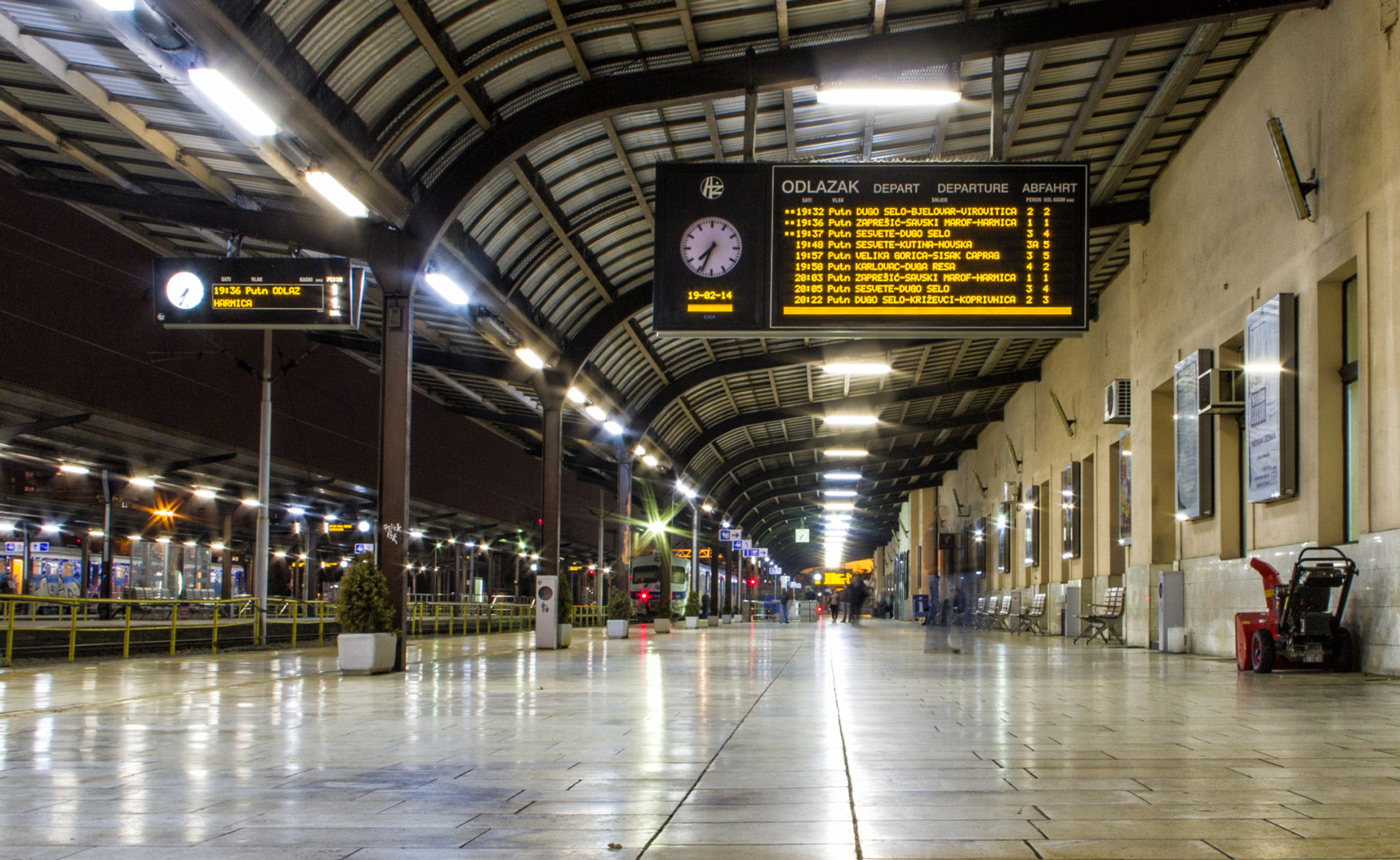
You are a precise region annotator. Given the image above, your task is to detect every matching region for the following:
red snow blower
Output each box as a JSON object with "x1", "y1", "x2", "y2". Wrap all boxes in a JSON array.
[{"x1": 1236, "y1": 547, "x2": 1358, "y2": 673}]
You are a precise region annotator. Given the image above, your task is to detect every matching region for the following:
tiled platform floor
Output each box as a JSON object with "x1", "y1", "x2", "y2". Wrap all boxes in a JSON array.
[{"x1": 3, "y1": 620, "x2": 1400, "y2": 859}]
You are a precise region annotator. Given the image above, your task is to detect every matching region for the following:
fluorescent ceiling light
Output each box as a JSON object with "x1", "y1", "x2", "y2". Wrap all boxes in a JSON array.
[
  {"x1": 824, "y1": 448, "x2": 868, "y2": 458},
  {"x1": 824, "y1": 414, "x2": 879, "y2": 427},
  {"x1": 822, "y1": 362, "x2": 892, "y2": 376},
  {"x1": 515, "y1": 347, "x2": 546, "y2": 369},
  {"x1": 643, "y1": 454, "x2": 659, "y2": 468},
  {"x1": 824, "y1": 502, "x2": 856, "y2": 511},
  {"x1": 566, "y1": 387, "x2": 587, "y2": 404},
  {"x1": 424, "y1": 271, "x2": 470, "y2": 304},
  {"x1": 94, "y1": 0, "x2": 136, "y2": 10},
  {"x1": 188, "y1": 68, "x2": 278, "y2": 136},
  {"x1": 824, "y1": 471, "x2": 862, "y2": 481},
  {"x1": 193, "y1": 488, "x2": 217, "y2": 500},
  {"x1": 324, "y1": 513, "x2": 338, "y2": 522},
  {"x1": 583, "y1": 404, "x2": 606, "y2": 422},
  {"x1": 633, "y1": 444, "x2": 647, "y2": 457},
  {"x1": 603, "y1": 420, "x2": 624, "y2": 435},
  {"x1": 286, "y1": 506, "x2": 306, "y2": 517},
  {"x1": 184, "y1": 540, "x2": 198, "y2": 548},
  {"x1": 59, "y1": 463, "x2": 89, "y2": 475},
  {"x1": 701, "y1": 503, "x2": 714, "y2": 513},
  {"x1": 41, "y1": 523, "x2": 60, "y2": 534},
  {"x1": 823, "y1": 489, "x2": 858, "y2": 498},
  {"x1": 305, "y1": 171, "x2": 370, "y2": 217},
  {"x1": 242, "y1": 497, "x2": 259, "y2": 507},
  {"x1": 129, "y1": 476, "x2": 156, "y2": 489}
]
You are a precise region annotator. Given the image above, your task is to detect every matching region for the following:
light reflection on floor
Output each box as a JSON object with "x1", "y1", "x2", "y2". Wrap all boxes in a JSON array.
[{"x1": 2, "y1": 621, "x2": 1400, "y2": 858}]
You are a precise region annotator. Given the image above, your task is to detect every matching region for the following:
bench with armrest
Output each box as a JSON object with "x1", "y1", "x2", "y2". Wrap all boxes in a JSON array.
[
  {"x1": 972, "y1": 597, "x2": 991, "y2": 629},
  {"x1": 1074, "y1": 586, "x2": 1125, "y2": 645},
  {"x1": 992, "y1": 594, "x2": 1015, "y2": 631},
  {"x1": 1014, "y1": 593, "x2": 1047, "y2": 635}
]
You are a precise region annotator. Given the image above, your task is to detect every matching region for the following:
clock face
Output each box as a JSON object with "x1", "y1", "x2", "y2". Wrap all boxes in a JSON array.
[
  {"x1": 680, "y1": 217, "x2": 742, "y2": 278},
  {"x1": 165, "y1": 271, "x2": 205, "y2": 310}
]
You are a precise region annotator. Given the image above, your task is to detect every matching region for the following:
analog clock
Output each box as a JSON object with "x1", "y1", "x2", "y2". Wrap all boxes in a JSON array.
[
  {"x1": 680, "y1": 217, "x2": 742, "y2": 278},
  {"x1": 165, "y1": 271, "x2": 205, "y2": 310}
]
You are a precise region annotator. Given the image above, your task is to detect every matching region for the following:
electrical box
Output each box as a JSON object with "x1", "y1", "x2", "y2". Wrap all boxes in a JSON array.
[{"x1": 535, "y1": 574, "x2": 559, "y2": 649}]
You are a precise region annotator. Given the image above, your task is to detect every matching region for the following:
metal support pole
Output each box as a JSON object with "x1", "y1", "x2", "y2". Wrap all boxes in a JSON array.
[
  {"x1": 220, "y1": 512, "x2": 233, "y2": 600},
  {"x1": 370, "y1": 233, "x2": 416, "y2": 673},
  {"x1": 690, "y1": 503, "x2": 700, "y2": 608},
  {"x1": 100, "y1": 471, "x2": 113, "y2": 617},
  {"x1": 253, "y1": 330, "x2": 272, "y2": 644},
  {"x1": 597, "y1": 488, "x2": 606, "y2": 607},
  {"x1": 991, "y1": 50, "x2": 1006, "y2": 161},
  {"x1": 22, "y1": 522, "x2": 30, "y2": 595},
  {"x1": 614, "y1": 441, "x2": 632, "y2": 601},
  {"x1": 305, "y1": 518, "x2": 319, "y2": 601}
]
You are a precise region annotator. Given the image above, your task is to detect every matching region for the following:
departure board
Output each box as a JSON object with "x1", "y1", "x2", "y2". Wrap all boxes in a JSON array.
[
  {"x1": 154, "y1": 257, "x2": 364, "y2": 330},
  {"x1": 653, "y1": 162, "x2": 1089, "y2": 338},
  {"x1": 770, "y1": 164, "x2": 1087, "y2": 333}
]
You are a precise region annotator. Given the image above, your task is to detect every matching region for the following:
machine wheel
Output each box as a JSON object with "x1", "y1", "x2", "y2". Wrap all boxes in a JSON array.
[
  {"x1": 1251, "y1": 628, "x2": 1276, "y2": 674},
  {"x1": 1331, "y1": 628, "x2": 1356, "y2": 672}
]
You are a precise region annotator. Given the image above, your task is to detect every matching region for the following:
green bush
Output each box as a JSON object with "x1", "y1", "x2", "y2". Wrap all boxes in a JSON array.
[
  {"x1": 722, "y1": 595, "x2": 733, "y2": 616},
  {"x1": 557, "y1": 572, "x2": 572, "y2": 625},
  {"x1": 685, "y1": 590, "x2": 701, "y2": 617},
  {"x1": 606, "y1": 589, "x2": 633, "y2": 621},
  {"x1": 336, "y1": 554, "x2": 396, "y2": 634}
]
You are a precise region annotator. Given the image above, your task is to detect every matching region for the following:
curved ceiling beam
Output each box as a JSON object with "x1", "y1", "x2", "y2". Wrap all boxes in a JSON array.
[
  {"x1": 746, "y1": 479, "x2": 942, "y2": 547},
  {"x1": 624, "y1": 339, "x2": 925, "y2": 437},
  {"x1": 712, "y1": 441, "x2": 974, "y2": 512},
  {"x1": 561, "y1": 285, "x2": 654, "y2": 377},
  {"x1": 731, "y1": 460, "x2": 954, "y2": 529},
  {"x1": 404, "y1": 0, "x2": 1324, "y2": 255},
  {"x1": 676, "y1": 406, "x2": 1003, "y2": 480},
  {"x1": 705, "y1": 437, "x2": 977, "y2": 502}
]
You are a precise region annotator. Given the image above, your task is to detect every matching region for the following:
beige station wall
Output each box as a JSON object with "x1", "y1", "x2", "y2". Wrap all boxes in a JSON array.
[{"x1": 929, "y1": 0, "x2": 1400, "y2": 670}]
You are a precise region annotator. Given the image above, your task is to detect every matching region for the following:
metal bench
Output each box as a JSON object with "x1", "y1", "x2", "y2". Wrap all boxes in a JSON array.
[
  {"x1": 1074, "y1": 586, "x2": 1125, "y2": 645},
  {"x1": 991, "y1": 594, "x2": 1015, "y2": 631},
  {"x1": 1014, "y1": 593, "x2": 1047, "y2": 635}
]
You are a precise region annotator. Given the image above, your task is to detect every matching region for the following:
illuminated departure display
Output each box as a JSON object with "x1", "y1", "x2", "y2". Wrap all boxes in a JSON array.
[
  {"x1": 154, "y1": 257, "x2": 363, "y2": 330},
  {"x1": 653, "y1": 163, "x2": 1088, "y2": 337}
]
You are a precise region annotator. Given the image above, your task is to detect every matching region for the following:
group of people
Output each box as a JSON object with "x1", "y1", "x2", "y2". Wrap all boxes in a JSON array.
[{"x1": 822, "y1": 576, "x2": 870, "y2": 624}]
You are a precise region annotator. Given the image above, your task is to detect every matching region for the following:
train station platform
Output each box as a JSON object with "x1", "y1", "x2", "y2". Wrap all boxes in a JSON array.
[{"x1": 3, "y1": 622, "x2": 1399, "y2": 860}]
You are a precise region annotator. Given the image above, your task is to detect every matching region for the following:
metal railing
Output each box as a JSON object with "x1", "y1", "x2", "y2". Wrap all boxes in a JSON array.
[{"x1": 1, "y1": 596, "x2": 611, "y2": 665}]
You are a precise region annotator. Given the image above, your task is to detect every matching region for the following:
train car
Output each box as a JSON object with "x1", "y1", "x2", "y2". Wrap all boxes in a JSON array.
[{"x1": 630, "y1": 549, "x2": 711, "y2": 620}]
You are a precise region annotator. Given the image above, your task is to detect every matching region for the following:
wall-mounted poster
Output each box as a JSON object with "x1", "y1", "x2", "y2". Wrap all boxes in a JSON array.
[
  {"x1": 1244, "y1": 293, "x2": 1298, "y2": 502},
  {"x1": 1116, "y1": 431, "x2": 1132, "y2": 546},
  {"x1": 1061, "y1": 461, "x2": 1082, "y2": 559},
  {"x1": 1023, "y1": 485, "x2": 1040, "y2": 567},
  {"x1": 996, "y1": 501, "x2": 1013, "y2": 574},
  {"x1": 1174, "y1": 349, "x2": 1214, "y2": 520}
]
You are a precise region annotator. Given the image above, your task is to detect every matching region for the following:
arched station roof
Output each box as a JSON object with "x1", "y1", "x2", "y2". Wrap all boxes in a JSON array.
[{"x1": 0, "y1": 0, "x2": 1324, "y2": 572}]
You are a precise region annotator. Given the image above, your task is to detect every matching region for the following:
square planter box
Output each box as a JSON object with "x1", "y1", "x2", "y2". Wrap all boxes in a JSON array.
[
  {"x1": 721, "y1": 614, "x2": 732, "y2": 624},
  {"x1": 654, "y1": 618, "x2": 672, "y2": 633},
  {"x1": 607, "y1": 619, "x2": 629, "y2": 638},
  {"x1": 338, "y1": 632, "x2": 397, "y2": 675},
  {"x1": 558, "y1": 623, "x2": 572, "y2": 648},
  {"x1": 685, "y1": 616, "x2": 700, "y2": 629},
  {"x1": 708, "y1": 616, "x2": 720, "y2": 627}
]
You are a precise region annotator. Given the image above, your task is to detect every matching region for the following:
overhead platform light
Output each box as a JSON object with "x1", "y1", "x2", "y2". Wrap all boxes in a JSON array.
[
  {"x1": 93, "y1": 0, "x2": 136, "y2": 11},
  {"x1": 824, "y1": 471, "x2": 862, "y2": 481},
  {"x1": 305, "y1": 171, "x2": 370, "y2": 217},
  {"x1": 603, "y1": 420, "x2": 624, "y2": 435},
  {"x1": 824, "y1": 448, "x2": 869, "y2": 458},
  {"x1": 643, "y1": 454, "x2": 660, "y2": 468},
  {"x1": 424, "y1": 271, "x2": 470, "y2": 305},
  {"x1": 516, "y1": 347, "x2": 547, "y2": 369},
  {"x1": 816, "y1": 62, "x2": 961, "y2": 108},
  {"x1": 585, "y1": 404, "x2": 607, "y2": 422},
  {"x1": 822, "y1": 362, "x2": 892, "y2": 376},
  {"x1": 566, "y1": 387, "x2": 587, "y2": 404},
  {"x1": 823, "y1": 489, "x2": 858, "y2": 498},
  {"x1": 129, "y1": 476, "x2": 156, "y2": 489},
  {"x1": 824, "y1": 414, "x2": 879, "y2": 427},
  {"x1": 188, "y1": 68, "x2": 279, "y2": 137}
]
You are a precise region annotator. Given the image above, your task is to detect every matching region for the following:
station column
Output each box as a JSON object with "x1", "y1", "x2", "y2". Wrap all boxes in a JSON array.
[
  {"x1": 614, "y1": 440, "x2": 632, "y2": 601},
  {"x1": 536, "y1": 371, "x2": 566, "y2": 648},
  {"x1": 369, "y1": 232, "x2": 417, "y2": 672}
]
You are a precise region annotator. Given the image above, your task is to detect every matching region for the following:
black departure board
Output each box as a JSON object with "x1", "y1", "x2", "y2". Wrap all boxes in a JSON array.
[
  {"x1": 653, "y1": 162, "x2": 1089, "y2": 338},
  {"x1": 154, "y1": 257, "x2": 363, "y2": 330}
]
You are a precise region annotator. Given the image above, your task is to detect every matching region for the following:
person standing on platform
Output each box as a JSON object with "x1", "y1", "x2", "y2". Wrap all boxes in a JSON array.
[{"x1": 848, "y1": 577, "x2": 868, "y2": 626}]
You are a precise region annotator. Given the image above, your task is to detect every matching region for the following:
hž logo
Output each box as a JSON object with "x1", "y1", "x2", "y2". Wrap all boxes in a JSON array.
[{"x1": 699, "y1": 175, "x2": 725, "y2": 200}]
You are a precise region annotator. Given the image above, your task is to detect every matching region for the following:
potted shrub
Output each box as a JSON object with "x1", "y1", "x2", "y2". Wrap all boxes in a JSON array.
[
  {"x1": 336, "y1": 554, "x2": 397, "y2": 675},
  {"x1": 707, "y1": 592, "x2": 720, "y2": 627},
  {"x1": 721, "y1": 595, "x2": 733, "y2": 624},
  {"x1": 606, "y1": 590, "x2": 631, "y2": 639},
  {"x1": 556, "y1": 571, "x2": 573, "y2": 648},
  {"x1": 684, "y1": 591, "x2": 701, "y2": 629}
]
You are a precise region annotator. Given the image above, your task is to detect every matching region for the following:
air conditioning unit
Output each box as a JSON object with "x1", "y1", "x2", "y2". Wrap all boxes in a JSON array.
[
  {"x1": 1198, "y1": 368, "x2": 1244, "y2": 415},
  {"x1": 1104, "y1": 378, "x2": 1131, "y2": 424}
]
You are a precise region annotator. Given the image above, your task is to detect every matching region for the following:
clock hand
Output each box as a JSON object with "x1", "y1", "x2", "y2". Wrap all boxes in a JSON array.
[{"x1": 697, "y1": 242, "x2": 718, "y2": 268}]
